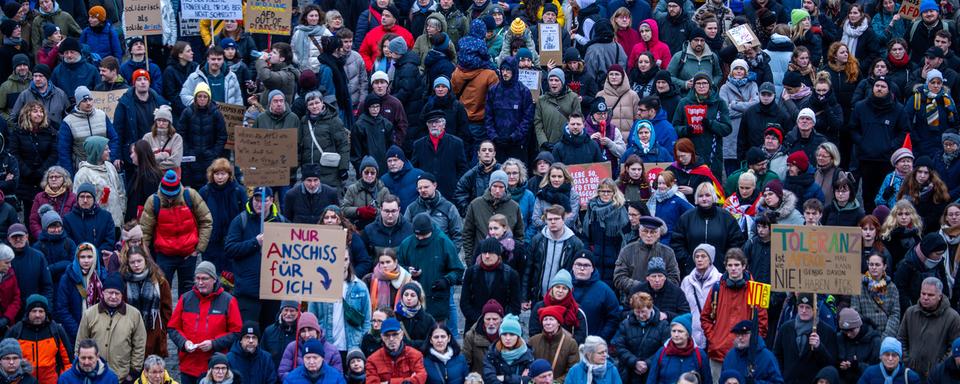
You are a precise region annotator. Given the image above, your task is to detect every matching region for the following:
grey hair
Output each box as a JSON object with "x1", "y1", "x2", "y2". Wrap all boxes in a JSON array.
[
  {"x1": 578, "y1": 335, "x2": 607, "y2": 362},
  {"x1": 305, "y1": 91, "x2": 323, "y2": 102},
  {"x1": 738, "y1": 172, "x2": 757, "y2": 186},
  {"x1": 502, "y1": 158, "x2": 528, "y2": 185},
  {"x1": 922, "y1": 277, "x2": 944, "y2": 292},
  {"x1": 41, "y1": 166, "x2": 73, "y2": 190},
  {"x1": 144, "y1": 355, "x2": 165, "y2": 370}
]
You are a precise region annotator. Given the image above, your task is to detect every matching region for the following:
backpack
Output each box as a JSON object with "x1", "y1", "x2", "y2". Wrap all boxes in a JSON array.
[{"x1": 152, "y1": 189, "x2": 199, "y2": 257}]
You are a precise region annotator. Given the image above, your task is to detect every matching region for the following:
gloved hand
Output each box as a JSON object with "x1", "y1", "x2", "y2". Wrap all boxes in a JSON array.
[
  {"x1": 881, "y1": 186, "x2": 895, "y2": 200},
  {"x1": 339, "y1": 169, "x2": 349, "y2": 181},
  {"x1": 431, "y1": 278, "x2": 449, "y2": 291},
  {"x1": 357, "y1": 205, "x2": 377, "y2": 220},
  {"x1": 540, "y1": 142, "x2": 555, "y2": 152}
]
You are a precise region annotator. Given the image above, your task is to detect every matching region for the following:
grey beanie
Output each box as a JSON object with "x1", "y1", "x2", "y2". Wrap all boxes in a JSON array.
[
  {"x1": 388, "y1": 36, "x2": 408, "y2": 55},
  {"x1": 944, "y1": 131, "x2": 960, "y2": 145},
  {"x1": 39, "y1": 204, "x2": 62, "y2": 229},
  {"x1": 267, "y1": 89, "x2": 284, "y2": 103},
  {"x1": 489, "y1": 170, "x2": 508, "y2": 188},
  {"x1": 0, "y1": 244, "x2": 11, "y2": 263},
  {"x1": 76, "y1": 182, "x2": 97, "y2": 198},
  {"x1": 0, "y1": 338, "x2": 21, "y2": 358},
  {"x1": 548, "y1": 68, "x2": 565, "y2": 84},
  {"x1": 195, "y1": 261, "x2": 217, "y2": 279},
  {"x1": 693, "y1": 243, "x2": 717, "y2": 263}
]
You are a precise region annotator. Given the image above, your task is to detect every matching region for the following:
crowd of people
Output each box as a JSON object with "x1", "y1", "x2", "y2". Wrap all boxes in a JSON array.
[{"x1": 0, "y1": 0, "x2": 955, "y2": 383}]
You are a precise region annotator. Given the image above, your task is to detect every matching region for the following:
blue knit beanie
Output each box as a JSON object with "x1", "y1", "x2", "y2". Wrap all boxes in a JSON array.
[
  {"x1": 499, "y1": 314, "x2": 522, "y2": 336},
  {"x1": 880, "y1": 337, "x2": 902, "y2": 358},
  {"x1": 160, "y1": 169, "x2": 181, "y2": 197},
  {"x1": 920, "y1": 0, "x2": 938, "y2": 13},
  {"x1": 671, "y1": 313, "x2": 693, "y2": 336},
  {"x1": 548, "y1": 269, "x2": 573, "y2": 290}
]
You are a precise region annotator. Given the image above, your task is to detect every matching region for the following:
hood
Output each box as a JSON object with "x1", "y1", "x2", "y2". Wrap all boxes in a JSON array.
[
  {"x1": 424, "y1": 12, "x2": 447, "y2": 34},
  {"x1": 814, "y1": 366, "x2": 840, "y2": 384},
  {"x1": 603, "y1": 74, "x2": 633, "y2": 96},
  {"x1": 38, "y1": 2, "x2": 61, "y2": 15},
  {"x1": 640, "y1": 19, "x2": 662, "y2": 46},
  {"x1": 767, "y1": 34, "x2": 794, "y2": 51},
  {"x1": 469, "y1": 18, "x2": 486, "y2": 39},
  {"x1": 83, "y1": 136, "x2": 108, "y2": 164},
  {"x1": 652, "y1": 107, "x2": 668, "y2": 123},
  {"x1": 498, "y1": 56, "x2": 519, "y2": 86},
  {"x1": 764, "y1": 189, "x2": 798, "y2": 219},
  {"x1": 540, "y1": 223, "x2": 574, "y2": 241},
  {"x1": 627, "y1": 120, "x2": 657, "y2": 152},
  {"x1": 412, "y1": 0, "x2": 437, "y2": 13},
  {"x1": 68, "y1": 242, "x2": 103, "y2": 282}
]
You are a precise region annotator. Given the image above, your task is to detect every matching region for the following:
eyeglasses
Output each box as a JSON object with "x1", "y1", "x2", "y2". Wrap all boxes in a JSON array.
[
  {"x1": 597, "y1": 190, "x2": 613, "y2": 195},
  {"x1": 573, "y1": 263, "x2": 593, "y2": 269},
  {"x1": 362, "y1": 170, "x2": 377, "y2": 175},
  {"x1": 383, "y1": 332, "x2": 402, "y2": 339}
]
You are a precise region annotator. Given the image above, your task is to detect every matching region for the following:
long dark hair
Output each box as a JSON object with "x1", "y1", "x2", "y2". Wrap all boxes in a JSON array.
[
  {"x1": 132, "y1": 140, "x2": 162, "y2": 192},
  {"x1": 420, "y1": 323, "x2": 461, "y2": 356}
]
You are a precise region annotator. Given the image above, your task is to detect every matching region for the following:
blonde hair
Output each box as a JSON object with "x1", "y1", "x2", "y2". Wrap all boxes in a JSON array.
[
  {"x1": 659, "y1": 170, "x2": 677, "y2": 186},
  {"x1": 695, "y1": 182, "x2": 717, "y2": 204},
  {"x1": 539, "y1": 163, "x2": 573, "y2": 188},
  {"x1": 630, "y1": 291, "x2": 654, "y2": 310},
  {"x1": 488, "y1": 214, "x2": 511, "y2": 236},
  {"x1": 597, "y1": 178, "x2": 625, "y2": 206},
  {"x1": 880, "y1": 200, "x2": 923, "y2": 239}
]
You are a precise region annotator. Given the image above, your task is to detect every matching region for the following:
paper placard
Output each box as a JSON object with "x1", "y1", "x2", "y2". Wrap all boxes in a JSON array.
[
  {"x1": 124, "y1": 0, "x2": 163, "y2": 36},
  {"x1": 179, "y1": 18, "x2": 201, "y2": 37},
  {"x1": 181, "y1": 0, "x2": 243, "y2": 20},
  {"x1": 218, "y1": 103, "x2": 246, "y2": 149},
  {"x1": 245, "y1": 0, "x2": 293, "y2": 35},
  {"x1": 90, "y1": 89, "x2": 129, "y2": 121},
  {"x1": 725, "y1": 24, "x2": 760, "y2": 52},
  {"x1": 538, "y1": 23, "x2": 562, "y2": 65},
  {"x1": 771, "y1": 225, "x2": 862, "y2": 295},
  {"x1": 899, "y1": 0, "x2": 920, "y2": 20},
  {"x1": 566, "y1": 162, "x2": 613, "y2": 209},
  {"x1": 234, "y1": 127, "x2": 298, "y2": 168},
  {"x1": 242, "y1": 166, "x2": 289, "y2": 186},
  {"x1": 260, "y1": 223, "x2": 346, "y2": 302},
  {"x1": 643, "y1": 162, "x2": 673, "y2": 185},
  {"x1": 518, "y1": 69, "x2": 541, "y2": 100}
]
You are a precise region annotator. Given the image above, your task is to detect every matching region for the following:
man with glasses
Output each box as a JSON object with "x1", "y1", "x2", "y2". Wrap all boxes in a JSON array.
[
  {"x1": 411, "y1": 110, "x2": 468, "y2": 200},
  {"x1": 614, "y1": 216, "x2": 679, "y2": 297},
  {"x1": 361, "y1": 195, "x2": 413, "y2": 258},
  {"x1": 569, "y1": 250, "x2": 621, "y2": 341},
  {"x1": 404, "y1": 173, "x2": 463, "y2": 248},
  {"x1": 57, "y1": 85, "x2": 121, "y2": 174},
  {"x1": 169, "y1": 261, "x2": 242, "y2": 384},
  {"x1": 637, "y1": 96, "x2": 677, "y2": 154},
  {"x1": 365, "y1": 318, "x2": 426, "y2": 384},
  {"x1": 75, "y1": 273, "x2": 146, "y2": 382},
  {"x1": 6, "y1": 223, "x2": 53, "y2": 319}
]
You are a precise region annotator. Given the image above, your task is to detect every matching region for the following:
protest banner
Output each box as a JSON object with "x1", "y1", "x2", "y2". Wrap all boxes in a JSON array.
[
  {"x1": 181, "y1": 0, "x2": 243, "y2": 20},
  {"x1": 243, "y1": 166, "x2": 289, "y2": 186},
  {"x1": 518, "y1": 69, "x2": 541, "y2": 100},
  {"x1": 260, "y1": 223, "x2": 347, "y2": 302},
  {"x1": 899, "y1": 0, "x2": 920, "y2": 20},
  {"x1": 218, "y1": 103, "x2": 246, "y2": 150},
  {"x1": 771, "y1": 225, "x2": 862, "y2": 295},
  {"x1": 234, "y1": 127, "x2": 298, "y2": 168},
  {"x1": 245, "y1": 0, "x2": 293, "y2": 35},
  {"x1": 180, "y1": 18, "x2": 201, "y2": 37},
  {"x1": 725, "y1": 24, "x2": 760, "y2": 52},
  {"x1": 566, "y1": 162, "x2": 612, "y2": 209},
  {"x1": 538, "y1": 23, "x2": 562, "y2": 64},
  {"x1": 643, "y1": 162, "x2": 672, "y2": 185},
  {"x1": 124, "y1": 0, "x2": 163, "y2": 36},
  {"x1": 747, "y1": 281, "x2": 771, "y2": 309},
  {"x1": 90, "y1": 89, "x2": 128, "y2": 121}
]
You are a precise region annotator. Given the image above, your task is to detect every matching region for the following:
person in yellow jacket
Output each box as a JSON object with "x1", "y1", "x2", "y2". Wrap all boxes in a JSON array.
[{"x1": 135, "y1": 355, "x2": 180, "y2": 384}]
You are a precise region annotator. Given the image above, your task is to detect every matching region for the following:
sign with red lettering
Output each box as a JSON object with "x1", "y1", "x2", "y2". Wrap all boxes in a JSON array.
[
  {"x1": 260, "y1": 223, "x2": 347, "y2": 302},
  {"x1": 566, "y1": 162, "x2": 612, "y2": 209},
  {"x1": 771, "y1": 225, "x2": 862, "y2": 295},
  {"x1": 684, "y1": 104, "x2": 707, "y2": 134},
  {"x1": 899, "y1": 0, "x2": 920, "y2": 20}
]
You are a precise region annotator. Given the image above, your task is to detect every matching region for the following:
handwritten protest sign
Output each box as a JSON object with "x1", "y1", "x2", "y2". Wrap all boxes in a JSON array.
[
  {"x1": 91, "y1": 89, "x2": 128, "y2": 121},
  {"x1": 771, "y1": 225, "x2": 862, "y2": 295},
  {"x1": 725, "y1": 24, "x2": 759, "y2": 52},
  {"x1": 181, "y1": 0, "x2": 243, "y2": 20},
  {"x1": 566, "y1": 162, "x2": 612, "y2": 209},
  {"x1": 124, "y1": 0, "x2": 162, "y2": 36},
  {"x1": 538, "y1": 23, "x2": 562, "y2": 64},
  {"x1": 899, "y1": 0, "x2": 920, "y2": 20},
  {"x1": 245, "y1": 0, "x2": 293, "y2": 35},
  {"x1": 260, "y1": 223, "x2": 346, "y2": 302},
  {"x1": 180, "y1": 18, "x2": 201, "y2": 37},
  {"x1": 218, "y1": 103, "x2": 246, "y2": 150},
  {"x1": 747, "y1": 281, "x2": 771, "y2": 309},
  {"x1": 243, "y1": 166, "x2": 290, "y2": 186},
  {"x1": 234, "y1": 127, "x2": 298, "y2": 168},
  {"x1": 518, "y1": 69, "x2": 541, "y2": 100}
]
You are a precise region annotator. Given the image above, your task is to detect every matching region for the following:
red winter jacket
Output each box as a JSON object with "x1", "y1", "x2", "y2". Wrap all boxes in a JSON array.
[
  {"x1": 699, "y1": 276, "x2": 768, "y2": 361},
  {"x1": 365, "y1": 345, "x2": 427, "y2": 384},
  {"x1": 167, "y1": 285, "x2": 242, "y2": 377},
  {"x1": 0, "y1": 269, "x2": 21, "y2": 323}
]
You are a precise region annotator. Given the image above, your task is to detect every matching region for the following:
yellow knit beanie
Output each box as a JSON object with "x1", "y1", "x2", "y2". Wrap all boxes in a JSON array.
[{"x1": 510, "y1": 18, "x2": 527, "y2": 35}]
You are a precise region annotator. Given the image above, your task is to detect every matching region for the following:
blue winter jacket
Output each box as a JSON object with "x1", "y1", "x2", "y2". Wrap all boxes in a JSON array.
[
  {"x1": 572, "y1": 270, "x2": 622, "y2": 341},
  {"x1": 57, "y1": 359, "x2": 118, "y2": 384},
  {"x1": 119, "y1": 59, "x2": 163, "y2": 94},
  {"x1": 228, "y1": 339, "x2": 278, "y2": 384},
  {"x1": 721, "y1": 338, "x2": 785, "y2": 384},
  {"x1": 79, "y1": 23, "x2": 123, "y2": 60},
  {"x1": 650, "y1": 104, "x2": 678, "y2": 152},
  {"x1": 50, "y1": 60, "x2": 99, "y2": 100},
  {"x1": 284, "y1": 363, "x2": 347, "y2": 384},
  {"x1": 62, "y1": 205, "x2": 115, "y2": 253},
  {"x1": 564, "y1": 360, "x2": 622, "y2": 384},
  {"x1": 484, "y1": 57, "x2": 534, "y2": 144},
  {"x1": 646, "y1": 192, "x2": 693, "y2": 241},
  {"x1": 857, "y1": 363, "x2": 921, "y2": 384},
  {"x1": 224, "y1": 200, "x2": 288, "y2": 299},
  {"x1": 379, "y1": 151, "x2": 424, "y2": 211},
  {"x1": 54, "y1": 242, "x2": 105, "y2": 339},
  {"x1": 113, "y1": 89, "x2": 169, "y2": 163},
  {"x1": 309, "y1": 277, "x2": 372, "y2": 351},
  {"x1": 646, "y1": 345, "x2": 712, "y2": 384},
  {"x1": 424, "y1": 350, "x2": 469, "y2": 384}
]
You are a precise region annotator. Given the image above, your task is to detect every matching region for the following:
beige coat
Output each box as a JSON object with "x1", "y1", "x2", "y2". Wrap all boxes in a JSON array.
[{"x1": 76, "y1": 303, "x2": 147, "y2": 379}]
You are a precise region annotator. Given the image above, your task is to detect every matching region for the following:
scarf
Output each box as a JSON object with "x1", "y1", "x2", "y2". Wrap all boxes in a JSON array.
[
  {"x1": 508, "y1": 186, "x2": 527, "y2": 203},
  {"x1": 45, "y1": 184, "x2": 67, "y2": 197},
  {"x1": 498, "y1": 339, "x2": 528, "y2": 365},
  {"x1": 783, "y1": 84, "x2": 812, "y2": 101},
  {"x1": 663, "y1": 339, "x2": 695, "y2": 357},
  {"x1": 943, "y1": 149, "x2": 958, "y2": 166},
  {"x1": 863, "y1": 271, "x2": 888, "y2": 307},
  {"x1": 888, "y1": 52, "x2": 911, "y2": 68},
  {"x1": 537, "y1": 183, "x2": 573, "y2": 212},
  {"x1": 584, "y1": 198, "x2": 629, "y2": 237},
  {"x1": 918, "y1": 87, "x2": 953, "y2": 127},
  {"x1": 788, "y1": 62, "x2": 814, "y2": 78},
  {"x1": 544, "y1": 292, "x2": 580, "y2": 327},
  {"x1": 395, "y1": 300, "x2": 421, "y2": 319},
  {"x1": 653, "y1": 185, "x2": 679, "y2": 203},
  {"x1": 794, "y1": 318, "x2": 813, "y2": 350},
  {"x1": 370, "y1": 264, "x2": 409, "y2": 309},
  {"x1": 945, "y1": 227, "x2": 960, "y2": 286},
  {"x1": 881, "y1": 364, "x2": 902, "y2": 384},
  {"x1": 585, "y1": 361, "x2": 607, "y2": 384},
  {"x1": 1, "y1": 363, "x2": 24, "y2": 382},
  {"x1": 430, "y1": 348, "x2": 453, "y2": 364},
  {"x1": 83, "y1": 270, "x2": 103, "y2": 308},
  {"x1": 125, "y1": 269, "x2": 161, "y2": 330},
  {"x1": 480, "y1": 160, "x2": 497, "y2": 174},
  {"x1": 727, "y1": 76, "x2": 749, "y2": 87},
  {"x1": 841, "y1": 19, "x2": 868, "y2": 56},
  {"x1": 480, "y1": 258, "x2": 501, "y2": 271}
]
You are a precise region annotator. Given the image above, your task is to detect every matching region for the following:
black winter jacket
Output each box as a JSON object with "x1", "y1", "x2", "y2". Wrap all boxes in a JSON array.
[
  {"x1": 178, "y1": 102, "x2": 227, "y2": 187},
  {"x1": 611, "y1": 310, "x2": 671, "y2": 384},
  {"x1": 836, "y1": 324, "x2": 881, "y2": 383},
  {"x1": 411, "y1": 133, "x2": 468, "y2": 200},
  {"x1": 670, "y1": 206, "x2": 745, "y2": 275},
  {"x1": 460, "y1": 263, "x2": 523, "y2": 327},
  {"x1": 738, "y1": 101, "x2": 792, "y2": 159},
  {"x1": 282, "y1": 182, "x2": 339, "y2": 224}
]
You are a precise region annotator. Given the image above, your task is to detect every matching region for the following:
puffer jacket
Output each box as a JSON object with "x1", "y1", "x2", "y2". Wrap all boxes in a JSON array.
[
  {"x1": 551, "y1": 126, "x2": 604, "y2": 166},
  {"x1": 680, "y1": 266, "x2": 722, "y2": 350},
  {"x1": 597, "y1": 78, "x2": 640, "y2": 137},
  {"x1": 611, "y1": 310, "x2": 670, "y2": 384},
  {"x1": 49, "y1": 61, "x2": 99, "y2": 101},
  {"x1": 670, "y1": 206, "x2": 745, "y2": 273},
  {"x1": 298, "y1": 104, "x2": 350, "y2": 189},
  {"x1": 9, "y1": 313, "x2": 73, "y2": 384},
  {"x1": 8, "y1": 122, "x2": 58, "y2": 207},
  {"x1": 168, "y1": 284, "x2": 242, "y2": 377},
  {"x1": 225, "y1": 199, "x2": 288, "y2": 299},
  {"x1": 344, "y1": 51, "x2": 368, "y2": 111},
  {"x1": 138, "y1": 186, "x2": 213, "y2": 254},
  {"x1": 178, "y1": 101, "x2": 227, "y2": 187},
  {"x1": 79, "y1": 23, "x2": 122, "y2": 60},
  {"x1": 56, "y1": 108, "x2": 120, "y2": 175},
  {"x1": 453, "y1": 163, "x2": 501, "y2": 211},
  {"x1": 179, "y1": 65, "x2": 243, "y2": 106},
  {"x1": 482, "y1": 343, "x2": 535, "y2": 384},
  {"x1": 365, "y1": 345, "x2": 427, "y2": 384}
]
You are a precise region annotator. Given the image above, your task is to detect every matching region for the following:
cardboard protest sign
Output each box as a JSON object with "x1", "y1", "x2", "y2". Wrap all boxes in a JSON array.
[
  {"x1": 538, "y1": 23, "x2": 562, "y2": 64},
  {"x1": 566, "y1": 162, "x2": 612, "y2": 209},
  {"x1": 260, "y1": 223, "x2": 346, "y2": 302},
  {"x1": 180, "y1": 18, "x2": 202, "y2": 37},
  {"x1": 91, "y1": 89, "x2": 128, "y2": 121},
  {"x1": 643, "y1": 162, "x2": 673, "y2": 186},
  {"x1": 518, "y1": 69, "x2": 541, "y2": 100},
  {"x1": 234, "y1": 127, "x2": 298, "y2": 168},
  {"x1": 181, "y1": 0, "x2": 243, "y2": 20},
  {"x1": 771, "y1": 225, "x2": 862, "y2": 295},
  {"x1": 725, "y1": 24, "x2": 759, "y2": 52},
  {"x1": 899, "y1": 0, "x2": 920, "y2": 20},
  {"x1": 124, "y1": 0, "x2": 163, "y2": 36},
  {"x1": 218, "y1": 103, "x2": 246, "y2": 150},
  {"x1": 243, "y1": 166, "x2": 290, "y2": 186},
  {"x1": 245, "y1": 0, "x2": 293, "y2": 35}
]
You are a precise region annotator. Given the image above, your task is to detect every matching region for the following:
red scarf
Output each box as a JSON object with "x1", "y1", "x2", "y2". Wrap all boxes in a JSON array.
[
  {"x1": 430, "y1": 131, "x2": 444, "y2": 151},
  {"x1": 888, "y1": 52, "x2": 910, "y2": 68},
  {"x1": 480, "y1": 258, "x2": 501, "y2": 271},
  {"x1": 543, "y1": 292, "x2": 580, "y2": 328},
  {"x1": 664, "y1": 339, "x2": 695, "y2": 357}
]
